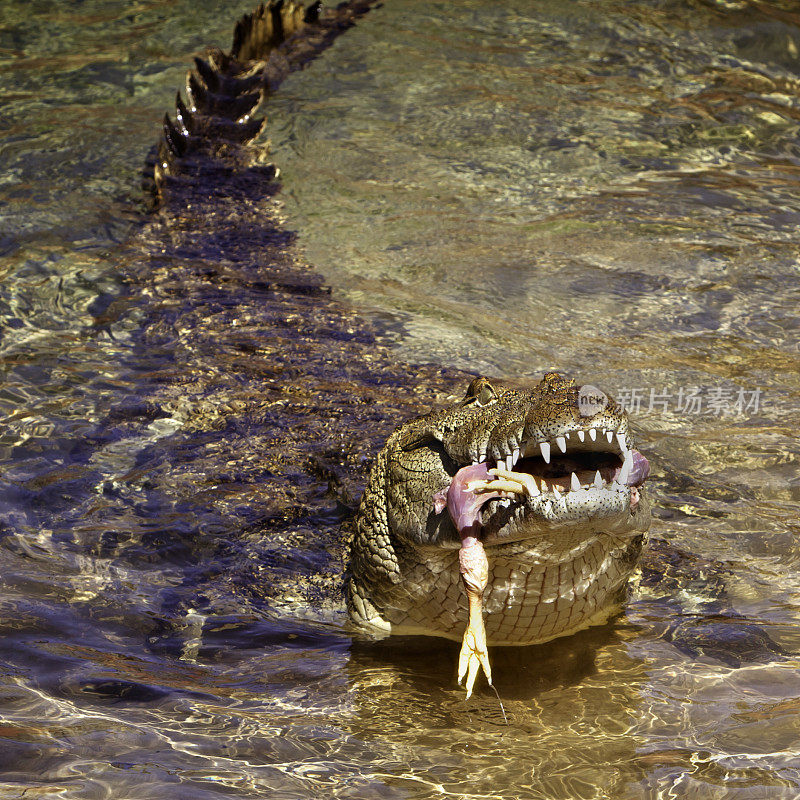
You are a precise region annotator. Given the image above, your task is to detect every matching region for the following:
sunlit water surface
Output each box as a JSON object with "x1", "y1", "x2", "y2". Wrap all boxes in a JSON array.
[{"x1": 1, "y1": 0, "x2": 800, "y2": 797}]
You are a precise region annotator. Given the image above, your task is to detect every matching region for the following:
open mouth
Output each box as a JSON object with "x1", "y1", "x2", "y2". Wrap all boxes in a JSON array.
[
  {"x1": 514, "y1": 448, "x2": 624, "y2": 493},
  {"x1": 485, "y1": 427, "x2": 648, "y2": 492},
  {"x1": 436, "y1": 425, "x2": 650, "y2": 536}
]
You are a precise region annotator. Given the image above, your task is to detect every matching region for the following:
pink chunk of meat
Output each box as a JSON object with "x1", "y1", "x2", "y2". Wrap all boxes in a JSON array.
[{"x1": 433, "y1": 462, "x2": 505, "y2": 534}]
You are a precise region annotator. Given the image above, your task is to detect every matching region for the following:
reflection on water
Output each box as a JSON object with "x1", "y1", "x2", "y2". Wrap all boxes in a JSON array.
[{"x1": 1, "y1": 0, "x2": 800, "y2": 796}]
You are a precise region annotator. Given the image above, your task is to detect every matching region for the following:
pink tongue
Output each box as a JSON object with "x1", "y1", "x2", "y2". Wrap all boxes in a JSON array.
[{"x1": 433, "y1": 463, "x2": 503, "y2": 534}]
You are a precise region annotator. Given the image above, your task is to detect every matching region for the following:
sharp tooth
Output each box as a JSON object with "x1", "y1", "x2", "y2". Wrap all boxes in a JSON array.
[
  {"x1": 512, "y1": 446, "x2": 520, "y2": 468},
  {"x1": 553, "y1": 484, "x2": 562, "y2": 495},
  {"x1": 540, "y1": 441, "x2": 551, "y2": 463},
  {"x1": 556, "y1": 436, "x2": 567, "y2": 454},
  {"x1": 505, "y1": 455, "x2": 513, "y2": 471},
  {"x1": 577, "y1": 430, "x2": 585, "y2": 442},
  {"x1": 616, "y1": 432, "x2": 628, "y2": 453},
  {"x1": 496, "y1": 459, "x2": 504, "y2": 473},
  {"x1": 564, "y1": 432, "x2": 570, "y2": 439},
  {"x1": 570, "y1": 472, "x2": 581, "y2": 491},
  {"x1": 589, "y1": 429, "x2": 597, "y2": 442},
  {"x1": 606, "y1": 430, "x2": 614, "y2": 443},
  {"x1": 594, "y1": 470, "x2": 603, "y2": 488},
  {"x1": 525, "y1": 476, "x2": 541, "y2": 497},
  {"x1": 479, "y1": 449, "x2": 487, "y2": 463},
  {"x1": 619, "y1": 453, "x2": 632, "y2": 484}
]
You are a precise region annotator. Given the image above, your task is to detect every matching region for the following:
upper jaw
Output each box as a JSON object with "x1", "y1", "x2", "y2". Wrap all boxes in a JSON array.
[{"x1": 467, "y1": 421, "x2": 632, "y2": 472}]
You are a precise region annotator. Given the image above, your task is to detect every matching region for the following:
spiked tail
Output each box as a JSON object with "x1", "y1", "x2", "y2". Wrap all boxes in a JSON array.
[{"x1": 145, "y1": 0, "x2": 377, "y2": 208}]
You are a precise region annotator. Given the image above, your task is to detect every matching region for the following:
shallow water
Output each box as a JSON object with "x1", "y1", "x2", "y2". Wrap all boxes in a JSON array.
[{"x1": 1, "y1": 0, "x2": 800, "y2": 797}]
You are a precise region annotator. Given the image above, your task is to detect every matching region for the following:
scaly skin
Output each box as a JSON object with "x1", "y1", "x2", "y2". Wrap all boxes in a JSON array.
[{"x1": 347, "y1": 373, "x2": 651, "y2": 671}]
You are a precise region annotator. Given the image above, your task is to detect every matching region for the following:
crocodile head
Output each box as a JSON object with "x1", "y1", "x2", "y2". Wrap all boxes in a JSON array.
[
  {"x1": 400, "y1": 372, "x2": 649, "y2": 549},
  {"x1": 348, "y1": 371, "x2": 651, "y2": 647}
]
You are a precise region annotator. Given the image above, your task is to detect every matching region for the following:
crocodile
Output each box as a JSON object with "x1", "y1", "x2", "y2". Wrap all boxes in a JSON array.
[
  {"x1": 140, "y1": 0, "x2": 653, "y2": 687},
  {"x1": 132, "y1": 0, "x2": 782, "y2": 694}
]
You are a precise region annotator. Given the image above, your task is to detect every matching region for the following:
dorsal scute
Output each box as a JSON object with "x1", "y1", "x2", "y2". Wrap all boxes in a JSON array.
[{"x1": 146, "y1": 0, "x2": 377, "y2": 206}]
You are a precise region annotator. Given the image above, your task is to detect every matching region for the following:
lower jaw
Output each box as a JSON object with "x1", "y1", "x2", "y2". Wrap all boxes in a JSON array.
[{"x1": 484, "y1": 489, "x2": 647, "y2": 537}]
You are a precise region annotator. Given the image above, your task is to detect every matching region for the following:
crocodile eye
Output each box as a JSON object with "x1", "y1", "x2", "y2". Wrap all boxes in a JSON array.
[{"x1": 465, "y1": 377, "x2": 497, "y2": 407}]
